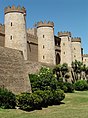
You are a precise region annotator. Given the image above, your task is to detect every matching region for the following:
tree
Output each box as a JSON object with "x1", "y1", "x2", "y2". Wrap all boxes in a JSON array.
[
  {"x1": 71, "y1": 60, "x2": 84, "y2": 82},
  {"x1": 53, "y1": 63, "x2": 69, "y2": 82}
]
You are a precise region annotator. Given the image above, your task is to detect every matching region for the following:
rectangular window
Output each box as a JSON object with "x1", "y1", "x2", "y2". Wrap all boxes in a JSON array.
[
  {"x1": 43, "y1": 35, "x2": 44, "y2": 38},
  {"x1": 43, "y1": 55, "x2": 45, "y2": 59},
  {"x1": 10, "y1": 36, "x2": 12, "y2": 40},
  {"x1": 43, "y1": 45, "x2": 45, "y2": 48},
  {"x1": 11, "y1": 22, "x2": 12, "y2": 26}
]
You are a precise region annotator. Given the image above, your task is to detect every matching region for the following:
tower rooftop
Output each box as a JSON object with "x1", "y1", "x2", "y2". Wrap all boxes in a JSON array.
[
  {"x1": 36, "y1": 21, "x2": 54, "y2": 28},
  {"x1": 4, "y1": 5, "x2": 26, "y2": 15}
]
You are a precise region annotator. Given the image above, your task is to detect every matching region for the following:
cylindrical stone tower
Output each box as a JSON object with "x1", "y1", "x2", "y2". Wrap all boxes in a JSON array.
[
  {"x1": 58, "y1": 32, "x2": 72, "y2": 67},
  {"x1": 71, "y1": 37, "x2": 82, "y2": 62},
  {"x1": 4, "y1": 5, "x2": 27, "y2": 60},
  {"x1": 37, "y1": 21, "x2": 55, "y2": 65}
]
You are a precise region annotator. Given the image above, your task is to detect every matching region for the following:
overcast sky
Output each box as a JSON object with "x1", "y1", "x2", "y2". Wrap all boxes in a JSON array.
[{"x1": 0, "y1": 0, "x2": 88, "y2": 54}]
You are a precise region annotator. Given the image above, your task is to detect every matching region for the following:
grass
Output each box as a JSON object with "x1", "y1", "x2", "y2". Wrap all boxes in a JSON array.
[{"x1": 0, "y1": 91, "x2": 88, "y2": 118}]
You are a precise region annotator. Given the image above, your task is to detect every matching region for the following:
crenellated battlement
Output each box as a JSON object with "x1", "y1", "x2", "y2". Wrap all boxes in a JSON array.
[
  {"x1": 58, "y1": 31, "x2": 71, "y2": 37},
  {"x1": 36, "y1": 21, "x2": 54, "y2": 28},
  {"x1": 83, "y1": 54, "x2": 88, "y2": 57},
  {"x1": 27, "y1": 28, "x2": 37, "y2": 36},
  {"x1": 71, "y1": 37, "x2": 81, "y2": 42},
  {"x1": 4, "y1": 5, "x2": 26, "y2": 15},
  {"x1": 0, "y1": 24, "x2": 5, "y2": 33}
]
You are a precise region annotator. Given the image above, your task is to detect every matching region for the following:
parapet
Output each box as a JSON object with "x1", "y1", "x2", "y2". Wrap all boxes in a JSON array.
[
  {"x1": 0, "y1": 24, "x2": 5, "y2": 33},
  {"x1": 83, "y1": 54, "x2": 88, "y2": 57},
  {"x1": 36, "y1": 21, "x2": 54, "y2": 28},
  {"x1": 27, "y1": 28, "x2": 37, "y2": 36},
  {"x1": 4, "y1": 5, "x2": 26, "y2": 15},
  {"x1": 71, "y1": 37, "x2": 81, "y2": 43},
  {"x1": 58, "y1": 31, "x2": 71, "y2": 37}
]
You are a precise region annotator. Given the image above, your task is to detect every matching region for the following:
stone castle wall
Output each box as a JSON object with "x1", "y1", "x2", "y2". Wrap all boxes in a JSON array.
[
  {"x1": 83, "y1": 54, "x2": 88, "y2": 66},
  {"x1": 27, "y1": 33, "x2": 38, "y2": 61},
  {"x1": 27, "y1": 28, "x2": 37, "y2": 36},
  {"x1": 0, "y1": 24, "x2": 5, "y2": 47},
  {"x1": 0, "y1": 46, "x2": 31, "y2": 94}
]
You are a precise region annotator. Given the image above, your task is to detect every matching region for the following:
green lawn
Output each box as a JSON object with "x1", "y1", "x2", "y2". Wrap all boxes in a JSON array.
[{"x1": 0, "y1": 91, "x2": 88, "y2": 118}]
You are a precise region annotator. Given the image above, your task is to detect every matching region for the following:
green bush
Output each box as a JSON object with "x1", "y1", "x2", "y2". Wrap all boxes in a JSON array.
[
  {"x1": 34, "y1": 89, "x2": 65, "y2": 106},
  {"x1": 0, "y1": 88, "x2": 16, "y2": 109},
  {"x1": 61, "y1": 85, "x2": 68, "y2": 92},
  {"x1": 17, "y1": 92, "x2": 43, "y2": 111},
  {"x1": 29, "y1": 67, "x2": 58, "y2": 92},
  {"x1": 53, "y1": 89, "x2": 65, "y2": 104},
  {"x1": 17, "y1": 89, "x2": 65, "y2": 111},
  {"x1": 34, "y1": 90, "x2": 54, "y2": 107},
  {"x1": 74, "y1": 80, "x2": 88, "y2": 91},
  {"x1": 64, "y1": 82, "x2": 74, "y2": 93}
]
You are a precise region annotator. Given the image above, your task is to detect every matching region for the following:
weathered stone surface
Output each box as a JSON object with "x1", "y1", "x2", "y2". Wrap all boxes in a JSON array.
[
  {"x1": 60, "y1": 35, "x2": 72, "y2": 67},
  {"x1": 72, "y1": 39, "x2": 82, "y2": 62},
  {"x1": 0, "y1": 46, "x2": 31, "y2": 94},
  {"x1": 37, "y1": 22, "x2": 55, "y2": 65},
  {"x1": 5, "y1": 11, "x2": 27, "y2": 60}
]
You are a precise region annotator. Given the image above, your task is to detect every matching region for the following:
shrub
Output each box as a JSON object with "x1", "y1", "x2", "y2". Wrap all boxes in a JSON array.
[
  {"x1": 16, "y1": 92, "x2": 43, "y2": 111},
  {"x1": 34, "y1": 90, "x2": 48, "y2": 107},
  {"x1": 53, "y1": 89, "x2": 65, "y2": 104},
  {"x1": 34, "y1": 89, "x2": 65, "y2": 106},
  {"x1": 34, "y1": 90, "x2": 53, "y2": 107},
  {"x1": 17, "y1": 89, "x2": 65, "y2": 111},
  {"x1": 29, "y1": 66, "x2": 58, "y2": 92},
  {"x1": 74, "y1": 80, "x2": 88, "y2": 91},
  {"x1": 61, "y1": 85, "x2": 68, "y2": 92},
  {"x1": 16, "y1": 93, "x2": 32, "y2": 111},
  {"x1": 0, "y1": 88, "x2": 16, "y2": 109},
  {"x1": 64, "y1": 82, "x2": 74, "y2": 93}
]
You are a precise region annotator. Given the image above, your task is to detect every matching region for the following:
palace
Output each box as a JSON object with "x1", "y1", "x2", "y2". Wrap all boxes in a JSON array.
[{"x1": 0, "y1": 5, "x2": 88, "y2": 93}]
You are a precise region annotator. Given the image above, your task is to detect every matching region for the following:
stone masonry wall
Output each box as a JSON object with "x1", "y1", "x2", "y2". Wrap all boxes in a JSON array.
[
  {"x1": 0, "y1": 46, "x2": 31, "y2": 94},
  {"x1": 83, "y1": 55, "x2": 88, "y2": 66},
  {"x1": 60, "y1": 36, "x2": 72, "y2": 67},
  {"x1": 27, "y1": 33, "x2": 38, "y2": 61},
  {"x1": 72, "y1": 41, "x2": 82, "y2": 62},
  {"x1": 0, "y1": 33, "x2": 5, "y2": 47}
]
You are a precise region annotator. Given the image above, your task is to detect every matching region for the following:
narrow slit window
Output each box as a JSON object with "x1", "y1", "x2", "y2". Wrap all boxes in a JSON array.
[
  {"x1": 10, "y1": 36, "x2": 12, "y2": 40},
  {"x1": 43, "y1": 35, "x2": 44, "y2": 38},
  {"x1": 43, "y1": 55, "x2": 45, "y2": 59},
  {"x1": 11, "y1": 22, "x2": 12, "y2": 26},
  {"x1": 43, "y1": 45, "x2": 45, "y2": 48}
]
